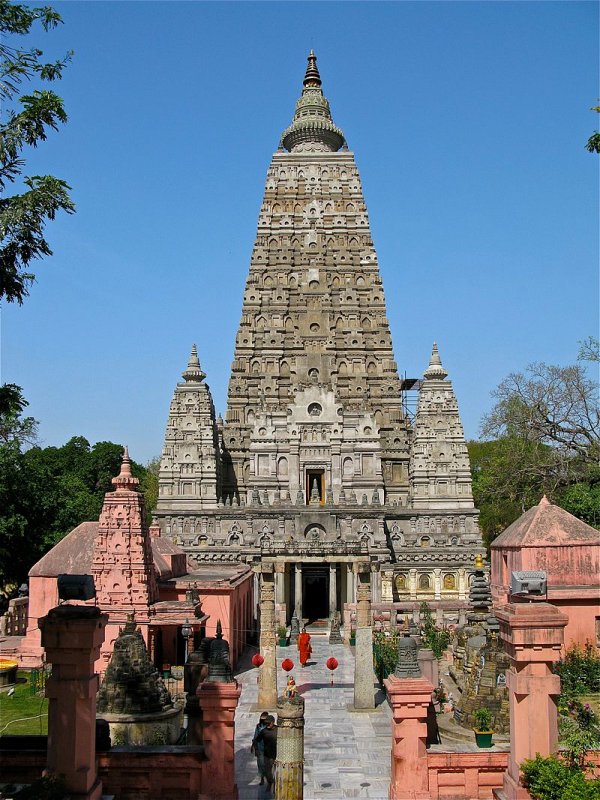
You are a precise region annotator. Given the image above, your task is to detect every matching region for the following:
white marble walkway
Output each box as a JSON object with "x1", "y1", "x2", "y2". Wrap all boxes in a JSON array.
[{"x1": 234, "y1": 635, "x2": 391, "y2": 800}]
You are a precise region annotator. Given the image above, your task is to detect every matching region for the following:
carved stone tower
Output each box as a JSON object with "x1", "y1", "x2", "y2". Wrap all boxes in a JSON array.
[{"x1": 156, "y1": 53, "x2": 482, "y2": 622}]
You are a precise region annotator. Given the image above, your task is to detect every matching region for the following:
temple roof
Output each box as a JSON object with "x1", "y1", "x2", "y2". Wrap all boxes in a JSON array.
[
  {"x1": 491, "y1": 495, "x2": 599, "y2": 548},
  {"x1": 281, "y1": 51, "x2": 346, "y2": 153},
  {"x1": 29, "y1": 521, "x2": 189, "y2": 579}
]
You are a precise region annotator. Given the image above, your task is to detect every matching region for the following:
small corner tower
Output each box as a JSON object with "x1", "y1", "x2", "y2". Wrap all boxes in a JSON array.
[
  {"x1": 158, "y1": 345, "x2": 220, "y2": 514},
  {"x1": 409, "y1": 344, "x2": 474, "y2": 510}
]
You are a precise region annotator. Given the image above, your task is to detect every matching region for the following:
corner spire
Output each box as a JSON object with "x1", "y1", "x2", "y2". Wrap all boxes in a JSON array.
[
  {"x1": 112, "y1": 446, "x2": 140, "y2": 492},
  {"x1": 182, "y1": 344, "x2": 206, "y2": 383},
  {"x1": 423, "y1": 342, "x2": 448, "y2": 381},
  {"x1": 281, "y1": 50, "x2": 346, "y2": 153}
]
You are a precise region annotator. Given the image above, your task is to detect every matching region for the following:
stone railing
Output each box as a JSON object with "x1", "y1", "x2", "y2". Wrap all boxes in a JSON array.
[
  {"x1": 0, "y1": 596, "x2": 28, "y2": 636},
  {"x1": 427, "y1": 748, "x2": 509, "y2": 798}
]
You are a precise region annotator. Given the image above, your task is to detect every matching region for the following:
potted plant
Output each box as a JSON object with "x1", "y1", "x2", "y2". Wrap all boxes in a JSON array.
[
  {"x1": 349, "y1": 628, "x2": 356, "y2": 647},
  {"x1": 277, "y1": 626, "x2": 288, "y2": 647},
  {"x1": 473, "y1": 707, "x2": 494, "y2": 748}
]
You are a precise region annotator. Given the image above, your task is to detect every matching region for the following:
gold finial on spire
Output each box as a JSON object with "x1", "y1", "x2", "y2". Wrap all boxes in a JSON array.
[{"x1": 474, "y1": 554, "x2": 484, "y2": 569}]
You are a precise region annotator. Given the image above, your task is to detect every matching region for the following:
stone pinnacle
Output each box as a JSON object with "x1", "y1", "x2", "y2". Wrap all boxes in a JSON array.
[
  {"x1": 182, "y1": 343, "x2": 206, "y2": 383},
  {"x1": 112, "y1": 446, "x2": 140, "y2": 492},
  {"x1": 423, "y1": 342, "x2": 448, "y2": 381}
]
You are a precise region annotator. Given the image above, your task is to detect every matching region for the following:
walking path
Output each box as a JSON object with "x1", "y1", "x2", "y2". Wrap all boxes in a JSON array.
[{"x1": 234, "y1": 634, "x2": 392, "y2": 800}]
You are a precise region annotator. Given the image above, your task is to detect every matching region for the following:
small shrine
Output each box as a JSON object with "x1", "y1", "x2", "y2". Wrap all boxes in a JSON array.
[{"x1": 96, "y1": 615, "x2": 182, "y2": 745}]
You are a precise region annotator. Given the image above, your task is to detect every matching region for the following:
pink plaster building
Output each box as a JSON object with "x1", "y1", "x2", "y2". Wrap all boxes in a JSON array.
[
  {"x1": 491, "y1": 496, "x2": 600, "y2": 648},
  {"x1": 19, "y1": 450, "x2": 254, "y2": 672}
]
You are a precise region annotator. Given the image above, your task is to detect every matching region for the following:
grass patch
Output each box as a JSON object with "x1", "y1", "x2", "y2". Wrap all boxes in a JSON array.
[{"x1": 0, "y1": 671, "x2": 48, "y2": 735}]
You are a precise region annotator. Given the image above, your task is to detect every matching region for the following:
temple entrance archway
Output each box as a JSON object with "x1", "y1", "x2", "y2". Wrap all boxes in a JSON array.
[{"x1": 302, "y1": 566, "x2": 329, "y2": 622}]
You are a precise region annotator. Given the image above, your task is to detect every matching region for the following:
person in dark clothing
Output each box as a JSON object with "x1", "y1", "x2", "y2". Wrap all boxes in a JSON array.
[
  {"x1": 251, "y1": 711, "x2": 269, "y2": 785},
  {"x1": 256, "y1": 714, "x2": 277, "y2": 791}
]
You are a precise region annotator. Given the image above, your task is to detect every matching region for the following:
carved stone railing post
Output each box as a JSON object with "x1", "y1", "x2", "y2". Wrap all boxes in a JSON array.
[
  {"x1": 274, "y1": 694, "x2": 305, "y2": 800},
  {"x1": 354, "y1": 580, "x2": 375, "y2": 709},
  {"x1": 258, "y1": 567, "x2": 278, "y2": 708}
]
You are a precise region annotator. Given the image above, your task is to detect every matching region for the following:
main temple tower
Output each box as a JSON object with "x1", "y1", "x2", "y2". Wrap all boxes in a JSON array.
[{"x1": 156, "y1": 53, "x2": 482, "y2": 622}]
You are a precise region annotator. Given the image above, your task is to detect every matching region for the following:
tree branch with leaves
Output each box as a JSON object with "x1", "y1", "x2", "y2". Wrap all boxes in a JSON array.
[{"x1": 0, "y1": 0, "x2": 75, "y2": 304}]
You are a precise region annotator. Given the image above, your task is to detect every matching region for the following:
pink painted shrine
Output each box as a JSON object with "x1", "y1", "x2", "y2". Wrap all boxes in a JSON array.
[
  {"x1": 491, "y1": 495, "x2": 600, "y2": 647},
  {"x1": 18, "y1": 449, "x2": 253, "y2": 673}
]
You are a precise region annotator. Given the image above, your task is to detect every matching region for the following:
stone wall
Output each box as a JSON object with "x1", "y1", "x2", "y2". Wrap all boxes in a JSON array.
[{"x1": 0, "y1": 597, "x2": 27, "y2": 637}]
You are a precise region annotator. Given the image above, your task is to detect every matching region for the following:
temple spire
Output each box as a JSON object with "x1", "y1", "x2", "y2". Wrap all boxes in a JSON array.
[
  {"x1": 423, "y1": 342, "x2": 448, "y2": 381},
  {"x1": 182, "y1": 343, "x2": 206, "y2": 383}
]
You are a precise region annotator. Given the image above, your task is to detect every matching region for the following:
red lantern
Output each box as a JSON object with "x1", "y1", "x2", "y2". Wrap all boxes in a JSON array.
[
  {"x1": 281, "y1": 658, "x2": 294, "y2": 672},
  {"x1": 251, "y1": 653, "x2": 264, "y2": 668},
  {"x1": 326, "y1": 656, "x2": 338, "y2": 685}
]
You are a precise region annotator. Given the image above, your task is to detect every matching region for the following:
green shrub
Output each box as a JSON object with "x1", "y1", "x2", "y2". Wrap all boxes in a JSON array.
[
  {"x1": 555, "y1": 643, "x2": 600, "y2": 697},
  {"x1": 521, "y1": 755, "x2": 600, "y2": 800},
  {"x1": 560, "y1": 699, "x2": 600, "y2": 769},
  {"x1": 474, "y1": 707, "x2": 493, "y2": 731},
  {"x1": 420, "y1": 602, "x2": 450, "y2": 659},
  {"x1": 372, "y1": 630, "x2": 400, "y2": 682}
]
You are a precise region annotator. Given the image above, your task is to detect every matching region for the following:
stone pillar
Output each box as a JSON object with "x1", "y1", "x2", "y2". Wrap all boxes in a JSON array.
[
  {"x1": 275, "y1": 563, "x2": 286, "y2": 606},
  {"x1": 198, "y1": 680, "x2": 242, "y2": 799},
  {"x1": 494, "y1": 602, "x2": 568, "y2": 800},
  {"x1": 433, "y1": 569, "x2": 442, "y2": 600},
  {"x1": 329, "y1": 563, "x2": 337, "y2": 617},
  {"x1": 371, "y1": 563, "x2": 381, "y2": 603},
  {"x1": 258, "y1": 571, "x2": 278, "y2": 708},
  {"x1": 347, "y1": 563, "x2": 355, "y2": 604},
  {"x1": 409, "y1": 568, "x2": 418, "y2": 600},
  {"x1": 39, "y1": 605, "x2": 108, "y2": 800},
  {"x1": 274, "y1": 694, "x2": 305, "y2": 800},
  {"x1": 381, "y1": 570, "x2": 394, "y2": 603},
  {"x1": 385, "y1": 674, "x2": 434, "y2": 800},
  {"x1": 354, "y1": 582, "x2": 375, "y2": 710},
  {"x1": 295, "y1": 563, "x2": 302, "y2": 619},
  {"x1": 458, "y1": 567, "x2": 468, "y2": 600}
]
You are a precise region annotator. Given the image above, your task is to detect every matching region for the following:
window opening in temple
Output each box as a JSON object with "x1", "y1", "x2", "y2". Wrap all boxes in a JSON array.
[{"x1": 306, "y1": 469, "x2": 325, "y2": 505}]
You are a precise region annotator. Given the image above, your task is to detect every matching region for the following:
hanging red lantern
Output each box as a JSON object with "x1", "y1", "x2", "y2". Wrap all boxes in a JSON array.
[
  {"x1": 251, "y1": 653, "x2": 265, "y2": 668},
  {"x1": 326, "y1": 656, "x2": 338, "y2": 685},
  {"x1": 281, "y1": 658, "x2": 294, "y2": 672}
]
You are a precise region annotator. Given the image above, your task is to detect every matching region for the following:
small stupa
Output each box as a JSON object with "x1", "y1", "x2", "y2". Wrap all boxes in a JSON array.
[
  {"x1": 453, "y1": 557, "x2": 510, "y2": 733},
  {"x1": 96, "y1": 615, "x2": 182, "y2": 745}
]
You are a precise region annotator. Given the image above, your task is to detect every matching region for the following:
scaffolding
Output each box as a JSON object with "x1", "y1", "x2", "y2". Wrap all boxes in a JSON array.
[{"x1": 400, "y1": 375, "x2": 421, "y2": 422}]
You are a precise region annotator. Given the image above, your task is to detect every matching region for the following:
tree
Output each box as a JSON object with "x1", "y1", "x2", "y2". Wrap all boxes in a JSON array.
[
  {"x1": 0, "y1": 383, "x2": 37, "y2": 444},
  {"x1": 471, "y1": 350, "x2": 599, "y2": 546},
  {"x1": 482, "y1": 361, "x2": 599, "y2": 473},
  {"x1": 0, "y1": 423, "x2": 153, "y2": 592},
  {"x1": 1, "y1": 0, "x2": 74, "y2": 304},
  {"x1": 585, "y1": 104, "x2": 600, "y2": 154}
]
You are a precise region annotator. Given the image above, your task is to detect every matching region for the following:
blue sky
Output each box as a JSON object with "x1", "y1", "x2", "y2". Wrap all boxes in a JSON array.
[{"x1": 2, "y1": 1, "x2": 598, "y2": 464}]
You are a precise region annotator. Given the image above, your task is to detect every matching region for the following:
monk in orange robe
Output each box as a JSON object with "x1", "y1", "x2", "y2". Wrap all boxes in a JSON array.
[{"x1": 297, "y1": 627, "x2": 312, "y2": 666}]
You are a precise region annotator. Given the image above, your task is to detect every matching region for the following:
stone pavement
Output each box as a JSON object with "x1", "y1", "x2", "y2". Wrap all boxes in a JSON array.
[{"x1": 234, "y1": 634, "x2": 392, "y2": 799}]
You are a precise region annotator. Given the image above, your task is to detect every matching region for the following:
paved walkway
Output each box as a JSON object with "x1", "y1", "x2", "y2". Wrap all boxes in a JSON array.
[{"x1": 234, "y1": 634, "x2": 392, "y2": 800}]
